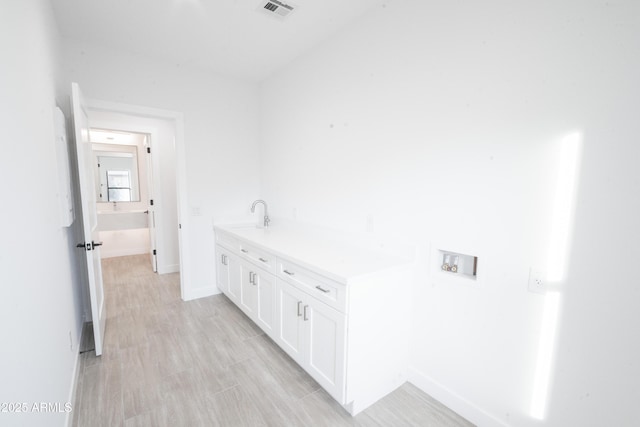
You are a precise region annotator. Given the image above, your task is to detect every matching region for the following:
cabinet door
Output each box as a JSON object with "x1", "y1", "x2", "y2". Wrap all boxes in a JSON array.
[
  {"x1": 240, "y1": 262, "x2": 258, "y2": 316},
  {"x1": 305, "y1": 298, "x2": 346, "y2": 403},
  {"x1": 275, "y1": 280, "x2": 305, "y2": 365},
  {"x1": 226, "y1": 254, "x2": 241, "y2": 305},
  {"x1": 255, "y1": 270, "x2": 276, "y2": 337},
  {"x1": 215, "y1": 247, "x2": 229, "y2": 294}
]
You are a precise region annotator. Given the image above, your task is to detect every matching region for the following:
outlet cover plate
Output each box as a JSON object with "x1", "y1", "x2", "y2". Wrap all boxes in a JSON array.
[{"x1": 528, "y1": 268, "x2": 546, "y2": 294}]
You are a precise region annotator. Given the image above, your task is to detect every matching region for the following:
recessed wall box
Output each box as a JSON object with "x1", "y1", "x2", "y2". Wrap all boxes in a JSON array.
[{"x1": 437, "y1": 249, "x2": 478, "y2": 282}]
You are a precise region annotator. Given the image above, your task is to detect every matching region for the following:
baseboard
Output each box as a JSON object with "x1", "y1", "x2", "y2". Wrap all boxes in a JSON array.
[
  {"x1": 65, "y1": 338, "x2": 82, "y2": 426},
  {"x1": 158, "y1": 263, "x2": 180, "y2": 274},
  {"x1": 182, "y1": 284, "x2": 220, "y2": 301},
  {"x1": 408, "y1": 367, "x2": 508, "y2": 427}
]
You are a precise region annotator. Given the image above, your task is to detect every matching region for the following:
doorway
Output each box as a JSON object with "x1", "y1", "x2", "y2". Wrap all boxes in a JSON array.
[
  {"x1": 91, "y1": 128, "x2": 159, "y2": 272},
  {"x1": 84, "y1": 99, "x2": 190, "y2": 302}
]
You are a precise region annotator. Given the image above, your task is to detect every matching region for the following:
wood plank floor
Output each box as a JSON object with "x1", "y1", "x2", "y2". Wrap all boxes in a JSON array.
[{"x1": 72, "y1": 254, "x2": 474, "y2": 427}]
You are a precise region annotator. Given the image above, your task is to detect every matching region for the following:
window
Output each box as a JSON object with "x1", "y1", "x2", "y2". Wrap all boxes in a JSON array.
[{"x1": 106, "y1": 170, "x2": 132, "y2": 202}]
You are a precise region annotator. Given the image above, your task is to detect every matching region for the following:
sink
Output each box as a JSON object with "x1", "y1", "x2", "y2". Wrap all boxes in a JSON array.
[{"x1": 97, "y1": 210, "x2": 148, "y2": 231}]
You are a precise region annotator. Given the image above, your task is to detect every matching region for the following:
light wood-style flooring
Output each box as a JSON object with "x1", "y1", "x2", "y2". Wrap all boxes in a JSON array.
[{"x1": 72, "y1": 254, "x2": 474, "y2": 427}]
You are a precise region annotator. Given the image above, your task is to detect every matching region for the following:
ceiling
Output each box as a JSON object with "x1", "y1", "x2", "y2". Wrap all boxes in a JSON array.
[{"x1": 50, "y1": 0, "x2": 384, "y2": 82}]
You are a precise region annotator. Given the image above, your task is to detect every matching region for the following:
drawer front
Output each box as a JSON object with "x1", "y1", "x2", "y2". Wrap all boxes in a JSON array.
[
  {"x1": 239, "y1": 242, "x2": 277, "y2": 275},
  {"x1": 215, "y1": 230, "x2": 239, "y2": 251},
  {"x1": 277, "y1": 259, "x2": 347, "y2": 313}
]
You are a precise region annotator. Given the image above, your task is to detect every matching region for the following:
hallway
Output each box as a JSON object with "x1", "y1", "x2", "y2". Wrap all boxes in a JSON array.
[{"x1": 72, "y1": 255, "x2": 473, "y2": 426}]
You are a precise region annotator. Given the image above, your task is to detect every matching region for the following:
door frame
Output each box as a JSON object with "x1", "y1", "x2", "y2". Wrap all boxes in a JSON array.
[
  {"x1": 86, "y1": 98, "x2": 191, "y2": 300},
  {"x1": 144, "y1": 133, "x2": 158, "y2": 272}
]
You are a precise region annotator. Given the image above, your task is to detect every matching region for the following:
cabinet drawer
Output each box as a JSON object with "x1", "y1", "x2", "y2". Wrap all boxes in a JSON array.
[
  {"x1": 215, "y1": 230, "x2": 239, "y2": 251},
  {"x1": 239, "y1": 242, "x2": 277, "y2": 275},
  {"x1": 277, "y1": 259, "x2": 347, "y2": 313}
]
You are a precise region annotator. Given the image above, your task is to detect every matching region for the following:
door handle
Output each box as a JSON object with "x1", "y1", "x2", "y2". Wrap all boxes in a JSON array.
[
  {"x1": 77, "y1": 242, "x2": 101, "y2": 251},
  {"x1": 297, "y1": 301, "x2": 303, "y2": 317},
  {"x1": 303, "y1": 305, "x2": 309, "y2": 321},
  {"x1": 241, "y1": 249, "x2": 249, "y2": 253}
]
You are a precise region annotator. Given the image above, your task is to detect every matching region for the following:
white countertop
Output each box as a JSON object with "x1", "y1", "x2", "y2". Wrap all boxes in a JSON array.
[{"x1": 214, "y1": 222, "x2": 413, "y2": 284}]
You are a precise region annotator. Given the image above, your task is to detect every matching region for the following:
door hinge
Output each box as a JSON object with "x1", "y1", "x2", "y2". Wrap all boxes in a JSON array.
[
  {"x1": 179, "y1": 224, "x2": 182, "y2": 229},
  {"x1": 150, "y1": 199, "x2": 154, "y2": 206},
  {"x1": 153, "y1": 249, "x2": 157, "y2": 255},
  {"x1": 147, "y1": 147, "x2": 151, "y2": 154}
]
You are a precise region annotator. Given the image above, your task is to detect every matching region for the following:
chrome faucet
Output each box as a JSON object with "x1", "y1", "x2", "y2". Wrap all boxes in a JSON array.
[{"x1": 251, "y1": 200, "x2": 270, "y2": 228}]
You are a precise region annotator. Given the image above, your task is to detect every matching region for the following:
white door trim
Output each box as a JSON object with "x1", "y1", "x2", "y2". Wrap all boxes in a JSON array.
[{"x1": 86, "y1": 98, "x2": 191, "y2": 300}]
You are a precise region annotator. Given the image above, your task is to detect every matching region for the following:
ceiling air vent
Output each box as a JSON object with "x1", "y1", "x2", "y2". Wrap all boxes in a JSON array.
[{"x1": 259, "y1": 0, "x2": 297, "y2": 19}]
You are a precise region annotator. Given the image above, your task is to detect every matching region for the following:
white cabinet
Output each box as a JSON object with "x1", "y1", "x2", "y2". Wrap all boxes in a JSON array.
[
  {"x1": 215, "y1": 247, "x2": 229, "y2": 293},
  {"x1": 276, "y1": 279, "x2": 346, "y2": 401},
  {"x1": 215, "y1": 232, "x2": 241, "y2": 304},
  {"x1": 240, "y1": 262, "x2": 257, "y2": 316},
  {"x1": 215, "y1": 246, "x2": 241, "y2": 305},
  {"x1": 216, "y1": 235, "x2": 276, "y2": 339},
  {"x1": 278, "y1": 258, "x2": 346, "y2": 312},
  {"x1": 255, "y1": 268, "x2": 276, "y2": 336},
  {"x1": 306, "y1": 295, "x2": 346, "y2": 398},
  {"x1": 239, "y1": 260, "x2": 276, "y2": 337},
  {"x1": 275, "y1": 279, "x2": 305, "y2": 364},
  {"x1": 214, "y1": 225, "x2": 412, "y2": 416},
  {"x1": 227, "y1": 256, "x2": 241, "y2": 304},
  {"x1": 239, "y1": 241, "x2": 276, "y2": 274}
]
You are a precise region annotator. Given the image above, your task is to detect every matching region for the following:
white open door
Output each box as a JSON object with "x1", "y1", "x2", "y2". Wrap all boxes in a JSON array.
[{"x1": 71, "y1": 82, "x2": 107, "y2": 356}]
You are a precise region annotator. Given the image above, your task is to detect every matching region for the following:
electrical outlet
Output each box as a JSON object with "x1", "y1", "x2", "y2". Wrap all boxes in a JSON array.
[{"x1": 528, "y1": 268, "x2": 546, "y2": 294}]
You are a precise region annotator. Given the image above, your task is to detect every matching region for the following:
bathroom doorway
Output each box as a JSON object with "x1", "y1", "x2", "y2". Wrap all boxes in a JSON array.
[
  {"x1": 91, "y1": 128, "x2": 158, "y2": 271},
  {"x1": 87, "y1": 109, "x2": 183, "y2": 282}
]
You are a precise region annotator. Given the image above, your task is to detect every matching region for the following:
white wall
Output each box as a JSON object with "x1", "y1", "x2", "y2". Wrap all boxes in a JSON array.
[
  {"x1": 259, "y1": 1, "x2": 640, "y2": 426},
  {"x1": 0, "y1": 1, "x2": 85, "y2": 426},
  {"x1": 61, "y1": 40, "x2": 262, "y2": 298}
]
